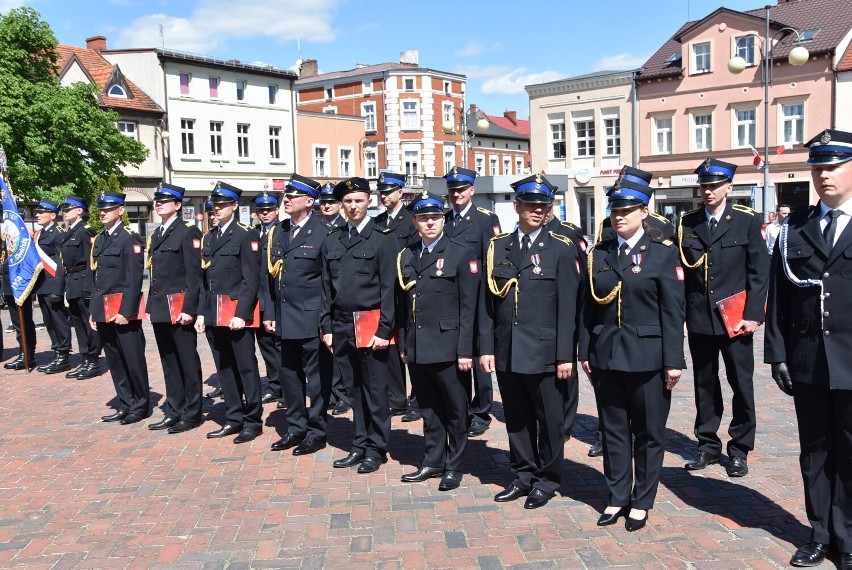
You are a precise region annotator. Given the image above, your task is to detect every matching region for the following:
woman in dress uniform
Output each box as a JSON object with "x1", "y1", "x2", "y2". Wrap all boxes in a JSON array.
[{"x1": 579, "y1": 172, "x2": 685, "y2": 531}]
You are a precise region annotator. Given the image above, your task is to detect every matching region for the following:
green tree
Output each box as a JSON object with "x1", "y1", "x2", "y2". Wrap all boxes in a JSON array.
[
  {"x1": 0, "y1": 7, "x2": 147, "y2": 203},
  {"x1": 88, "y1": 173, "x2": 130, "y2": 233}
]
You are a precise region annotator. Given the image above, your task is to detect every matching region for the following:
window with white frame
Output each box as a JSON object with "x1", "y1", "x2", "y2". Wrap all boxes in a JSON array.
[
  {"x1": 402, "y1": 100, "x2": 419, "y2": 130},
  {"x1": 503, "y1": 158, "x2": 510, "y2": 175},
  {"x1": 362, "y1": 80, "x2": 372, "y2": 95},
  {"x1": 692, "y1": 112, "x2": 713, "y2": 151},
  {"x1": 404, "y1": 149, "x2": 419, "y2": 184},
  {"x1": 443, "y1": 103, "x2": 454, "y2": 129},
  {"x1": 443, "y1": 80, "x2": 451, "y2": 95},
  {"x1": 237, "y1": 123, "x2": 249, "y2": 158},
  {"x1": 108, "y1": 85, "x2": 127, "y2": 98},
  {"x1": 362, "y1": 102, "x2": 376, "y2": 132},
  {"x1": 515, "y1": 157, "x2": 524, "y2": 174},
  {"x1": 735, "y1": 108, "x2": 756, "y2": 148},
  {"x1": 404, "y1": 77, "x2": 415, "y2": 91},
  {"x1": 180, "y1": 119, "x2": 195, "y2": 155},
  {"x1": 268, "y1": 85, "x2": 277, "y2": 105},
  {"x1": 364, "y1": 146, "x2": 377, "y2": 178},
  {"x1": 210, "y1": 121, "x2": 223, "y2": 156},
  {"x1": 116, "y1": 121, "x2": 137, "y2": 139},
  {"x1": 782, "y1": 102, "x2": 805, "y2": 144},
  {"x1": 474, "y1": 155, "x2": 484, "y2": 176},
  {"x1": 692, "y1": 42, "x2": 711, "y2": 73},
  {"x1": 489, "y1": 157, "x2": 498, "y2": 176},
  {"x1": 323, "y1": 106, "x2": 338, "y2": 115},
  {"x1": 314, "y1": 146, "x2": 328, "y2": 177},
  {"x1": 444, "y1": 147, "x2": 455, "y2": 175},
  {"x1": 179, "y1": 73, "x2": 190, "y2": 95},
  {"x1": 603, "y1": 116, "x2": 621, "y2": 156},
  {"x1": 550, "y1": 121, "x2": 566, "y2": 159},
  {"x1": 339, "y1": 148, "x2": 352, "y2": 177},
  {"x1": 236, "y1": 80, "x2": 246, "y2": 101},
  {"x1": 735, "y1": 35, "x2": 756, "y2": 66},
  {"x1": 653, "y1": 116, "x2": 673, "y2": 154},
  {"x1": 209, "y1": 77, "x2": 219, "y2": 98},
  {"x1": 575, "y1": 119, "x2": 596, "y2": 157},
  {"x1": 269, "y1": 126, "x2": 281, "y2": 159},
  {"x1": 324, "y1": 87, "x2": 333, "y2": 100}
]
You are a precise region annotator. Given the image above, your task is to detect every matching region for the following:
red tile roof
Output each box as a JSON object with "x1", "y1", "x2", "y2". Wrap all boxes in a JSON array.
[
  {"x1": 56, "y1": 44, "x2": 164, "y2": 114},
  {"x1": 839, "y1": 42, "x2": 852, "y2": 72},
  {"x1": 487, "y1": 114, "x2": 530, "y2": 138}
]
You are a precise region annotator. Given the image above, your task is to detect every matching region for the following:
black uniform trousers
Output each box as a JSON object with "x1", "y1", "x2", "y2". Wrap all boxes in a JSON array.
[
  {"x1": 687, "y1": 331, "x2": 756, "y2": 459},
  {"x1": 5, "y1": 295, "x2": 36, "y2": 359},
  {"x1": 562, "y1": 373, "x2": 580, "y2": 439},
  {"x1": 280, "y1": 336, "x2": 332, "y2": 441},
  {"x1": 468, "y1": 329, "x2": 493, "y2": 428},
  {"x1": 37, "y1": 294, "x2": 71, "y2": 352},
  {"x1": 387, "y1": 350, "x2": 407, "y2": 410},
  {"x1": 256, "y1": 316, "x2": 282, "y2": 398},
  {"x1": 67, "y1": 297, "x2": 100, "y2": 359},
  {"x1": 333, "y1": 314, "x2": 391, "y2": 460},
  {"x1": 792, "y1": 349, "x2": 852, "y2": 551},
  {"x1": 97, "y1": 320, "x2": 149, "y2": 417},
  {"x1": 329, "y1": 360, "x2": 351, "y2": 407},
  {"x1": 209, "y1": 327, "x2": 263, "y2": 430},
  {"x1": 409, "y1": 361, "x2": 469, "y2": 471},
  {"x1": 594, "y1": 369, "x2": 671, "y2": 510},
  {"x1": 496, "y1": 370, "x2": 565, "y2": 495},
  {"x1": 152, "y1": 322, "x2": 203, "y2": 424}
]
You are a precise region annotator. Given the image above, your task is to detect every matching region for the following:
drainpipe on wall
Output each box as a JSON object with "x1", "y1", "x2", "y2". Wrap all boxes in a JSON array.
[
  {"x1": 382, "y1": 70, "x2": 388, "y2": 171},
  {"x1": 291, "y1": 78, "x2": 299, "y2": 174},
  {"x1": 631, "y1": 69, "x2": 639, "y2": 168}
]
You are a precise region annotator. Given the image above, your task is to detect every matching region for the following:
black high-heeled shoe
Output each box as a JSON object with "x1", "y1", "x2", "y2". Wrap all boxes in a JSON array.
[
  {"x1": 597, "y1": 507, "x2": 626, "y2": 526},
  {"x1": 625, "y1": 511, "x2": 648, "y2": 532}
]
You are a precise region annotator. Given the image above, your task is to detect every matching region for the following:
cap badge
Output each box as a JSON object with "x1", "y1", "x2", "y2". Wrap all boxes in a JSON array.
[
  {"x1": 99, "y1": 191, "x2": 105, "y2": 199},
  {"x1": 262, "y1": 190, "x2": 268, "y2": 198},
  {"x1": 379, "y1": 174, "x2": 385, "y2": 183},
  {"x1": 535, "y1": 174, "x2": 542, "y2": 184},
  {"x1": 421, "y1": 190, "x2": 428, "y2": 199},
  {"x1": 451, "y1": 167, "x2": 458, "y2": 175},
  {"x1": 346, "y1": 180, "x2": 352, "y2": 188},
  {"x1": 820, "y1": 130, "x2": 832, "y2": 145},
  {"x1": 157, "y1": 182, "x2": 162, "y2": 190},
  {"x1": 703, "y1": 158, "x2": 713, "y2": 171},
  {"x1": 613, "y1": 188, "x2": 621, "y2": 195}
]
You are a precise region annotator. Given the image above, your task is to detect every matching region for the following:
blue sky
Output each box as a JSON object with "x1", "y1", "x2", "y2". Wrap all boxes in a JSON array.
[{"x1": 4, "y1": 0, "x2": 765, "y2": 118}]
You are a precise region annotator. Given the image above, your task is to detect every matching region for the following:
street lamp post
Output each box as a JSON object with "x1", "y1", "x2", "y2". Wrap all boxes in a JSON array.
[
  {"x1": 728, "y1": 5, "x2": 809, "y2": 221},
  {"x1": 442, "y1": 90, "x2": 489, "y2": 170}
]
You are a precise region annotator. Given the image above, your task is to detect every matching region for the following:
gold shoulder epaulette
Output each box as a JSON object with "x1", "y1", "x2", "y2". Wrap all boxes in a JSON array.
[
  {"x1": 238, "y1": 222, "x2": 249, "y2": 229},
  {"x1": 492, "y1": 232, "x2": 511, "y2": 241},
  {"x1": 650, "y1": 211, "x2": 668, "y2": 222},
  {"x1": 378, "y1": 226, "x2": 393, "y2": 234},
  {"x1": 185, "y1": 221, "x2": 195, "y2": 227},
  {"x1": 549, "y1": 231, "x2": 574, "y2": 246},
  {"x1": 123, "y1": 225, "x2": 136, "y2": 234},
  {"x1": 84, "y1": 224, "x2": 91, "y2": 229},
  {"x1": 732, "y1": 204, "x2": 757, "y2": 215},
  {"x1": 476, "y1": 206, "x2": 494, "y2": 216},
  {"x1": 560, "y1": 220, "x2": 580, "y2": 230},
  {"x1": 682, "y1": 207, "x2": 702, "y2": 217},
  {"x1": 661, "y1": 239, "x2": 674, "y2": 247}
]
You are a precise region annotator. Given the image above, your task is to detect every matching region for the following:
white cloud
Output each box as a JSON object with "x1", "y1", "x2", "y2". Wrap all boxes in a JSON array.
[
  {"x1": 0, "y1": 0, "x2": 28, "y2": 12},
  {"x1": 116, "y1": 0, "x2": 340, "y2": 52},
  {"x1": 454, "y1": 41, "x2": 501, "y2": 58},
  {"x1": 456, "y1": 65, "x2": 566, "y2": 95},
  {"x1": 589, "y1": 53, "x2": 649, "y2": 72}
]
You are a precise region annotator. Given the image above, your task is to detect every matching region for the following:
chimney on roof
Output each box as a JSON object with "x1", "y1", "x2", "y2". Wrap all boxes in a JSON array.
[
  {"x1": 469, "y1": 104, "x2": 478, "y2": 116},
  {"x1": 86, "y1": 36, "x2": 107, "y2": 52},
  {"x1": 399, "y1": 50, "x2": 419, "y2": 65},
  {"x1": 356, "y1": 63, "x2": 368, "y2": 69},
  {"x1": 301, "y1": 59, "x2": 318, "y2": 78},
  {"x1": 504, "y1": 111, "x2": 517, "y2": 125}
]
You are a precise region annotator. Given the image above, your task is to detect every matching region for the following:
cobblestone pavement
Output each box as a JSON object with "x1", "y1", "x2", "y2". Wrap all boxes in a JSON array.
[{"x1": 0, "y1": 319, "x2": 828, "y2": 569}]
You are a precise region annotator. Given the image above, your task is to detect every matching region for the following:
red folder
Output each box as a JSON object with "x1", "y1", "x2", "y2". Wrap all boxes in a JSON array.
[
  {"x1": 716, "y1": 290, "x2": 747, "y2": 338},
  {"x1": 215, "y1": 295, "x2": 260, "y2": 328},
  {"x1": 167, "y1": 292, "x2": 185, "y2": 325},
  {"x1": 353, "y1": 309, "x2": 397, "y2": 348},
  {"x1": 104, "y1": 292, "x2": 146, "y2": 321}
]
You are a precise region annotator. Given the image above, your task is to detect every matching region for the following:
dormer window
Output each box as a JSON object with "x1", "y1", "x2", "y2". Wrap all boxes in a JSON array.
[
  {"x1": 798, "y1": 28, "x2": 820, "y2": 42},
  {"x1": 666, "y1": 52, "x2": 683, "y2": 64},
  {"x1": 107, "y1": 84, "x2": 127, "y2": 98}
]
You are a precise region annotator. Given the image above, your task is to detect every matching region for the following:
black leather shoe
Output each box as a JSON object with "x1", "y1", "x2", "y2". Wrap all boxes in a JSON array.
[
  {"x1": 331, "y1": 401, "x2": 351, "y2": 415},
  {"x1": 37, "y1": 352, "x2": 58, "y2": 372},
  {"x1": 685, "y1": 451, "x2": 721, "y2": 471},
  {"x1": 401, "y1": 409, "x2": 422, "y2": 422},
  {"x1": 205, "y1": 386, "x2": 223, "y2": 399},
  {"x1": 597, "y1": 507, "x2": 627, "y2": 526},
  {"x1": 726, "y1": 456, "x2": 748, "y2": 477},
  {"x1": 524, "y1": 489, "x2": 553, "y2": 509},
  {"x1": 4, "y1": 355, "x2": 24, "y2": 370},
  {"x1": 207, "y1": 424, "x2": 242, "y2": 438},
  {"x1": 167, "y1": 420, "x2": 202, "y2": 434},
  {"x1": 234, "y1": 427, "x2": 262, "y2": 444},
  {"x1": 101, "y1": 410, "x2": 128, "y2": 422},
  {"x1": 261, "y1": 392, "x2": 280, "y2": 404},
  {"x1": 588, "y1": 439, "x2": 604, "y2": 457},
  {"x1": 840, "y1": 552, "x2": 852, "y2": 570},
  {"x1": 333, "y1": 452, "x2": 365, "y2": 468},
  {"x1": 271, "y1": 432, "x2": 304, "y2": 451},
  {"x1": 438, "y1": 471, "x2": 463, "y2": 491},
  {"x1": 119, "y1": 414, "x2": 145, "y2": 425},
  {"x1": 389, "y1": 407, "x2": 407, "y2": 417},
  {"x1": 468, "y1": 422, "x2": 489, "y2": 437},
  {"x1": 43, "y1": 352, "x2": 70, "y2": 374},
  {"x1": 625, "y1": 512, "x2": 648, "y2": 532},
  {"x1": 293, "y1": 438, "x2": 326, "y2": 456},
  {"x1": 277, "y1": 400, "x2": 286, "y2": 409},
  {"x1": 494, "y1": 484, "x2": 530, "y2": 502},
  {"x1": 75, "y1": 361, "x2": 102, "y2": 380},
  {"x1": 789, "y1": 542, "x2": 831, "y2": 567},
  {"x1": 65, "y1": 363, "x2": 87, "y2": 378},
  {"x1": 401, "y1": 466, "x2": 444, "y2": 483},
  {"x1": 357, "y1": 456, "x2": 385, "y2": 474},
  {"x1": 148, "y1": 416, "x2": 179, "y2": 430}
]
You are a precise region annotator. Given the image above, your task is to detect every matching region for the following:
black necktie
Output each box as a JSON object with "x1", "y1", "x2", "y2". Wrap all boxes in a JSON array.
[
  {"x1": 521, "y1": 234, "x2": 530, "y2": 256},
  {"x1": 709, "y1": 217, "x2": 717, "y2": 238},
  {"x1": 824, "y1": 209, "x2": 842, "y2": 248},
  {"x1": 421, "y1": 248, "x2": 430, "y2": 259},
  {"x1": 619, "y1": 242, "x2": 630, "y2": 268},
  {"x1": 349, "y1": 226, "x2": 358, "y2": 242},
  {"x1": 158, "y1": 226, "x2": 165, "y2": 238},
  {"x1": 386, "y1": 215, "x2": 392, "y2": 228},
  {"x1": 260, "y1": 226, "x2": 267, "y2": 239},
  {"x1": 211, "y1": 227, "x2": 220, "y2": 243},
  {"x1": 289, "y1": 224, "x2": 298, "y2": 241}
]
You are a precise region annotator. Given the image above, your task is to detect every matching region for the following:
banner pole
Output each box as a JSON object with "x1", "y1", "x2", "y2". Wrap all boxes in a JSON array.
[{"x1": 18, "y1": 304, "x2": 30, "y2": 372}]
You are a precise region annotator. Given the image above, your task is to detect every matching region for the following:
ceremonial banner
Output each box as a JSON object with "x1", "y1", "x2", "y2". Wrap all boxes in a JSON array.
[{"x1": 0, "y1": 178, "x2": 43, "y2": 305}]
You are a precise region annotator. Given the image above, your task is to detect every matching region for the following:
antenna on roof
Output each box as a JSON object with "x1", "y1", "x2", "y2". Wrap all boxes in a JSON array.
[
  {"x1": 158, "y1": 24, "x2": 164, "y2": 49},
  {"x1": 297, "y1": 38, "x2": 302, "y2": 61}
]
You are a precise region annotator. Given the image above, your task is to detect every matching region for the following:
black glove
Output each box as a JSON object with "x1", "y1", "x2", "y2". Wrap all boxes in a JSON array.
[
  {"x1": 48, "y1": 294, "x2": 64, "y2": 310},
  {"x1": 771, "y1": 362, "x2": 793, "y2": 396}
]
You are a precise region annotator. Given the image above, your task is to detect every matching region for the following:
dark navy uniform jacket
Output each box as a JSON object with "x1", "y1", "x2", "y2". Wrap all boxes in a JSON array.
[
  {"x1": 765, "y1": 205, "x2": 852, "y2": 389},
  {"x1": 677, "y1": 203, "x2": 769, "y2": 336},
  {"x1": 200, "y1": 221, "x2": 260, "y2": 323},
  {"x1": 397, "y1": 235, "x2": 479, "y2": 364},
  {"x1": 445, "y1": 205, "x2": 502, "y2": 262},
  {"x1": 374, "y1": 207, "x2": 418, "y2": 252},
  {"x1": 34, "y1": 223, "x2": 65, "y2": 295},
  {"x1": 479, "y1": 230, "x2": 582, "y2": 374},
  {"x1": 89, "y1": 225, "x2": 144, "y2": 322},
  {"x1": 319, "y1": 219, "x2": 398, "y2": 339},
  {"x1": 597, "y1": 212, "x2": 674, "y2": 244},
  {"x1": 579, "y1": 234, "x2": 685, "y2": 372},
  {"x1": 268, "y1": 213, "x2": 328, "y2": 340},
  {"x1": 60, "y1": 221, "x2": 96, "y2": 300},
  {"x1": 146, "y1": 221, "x2": 203, "y2": 323}
]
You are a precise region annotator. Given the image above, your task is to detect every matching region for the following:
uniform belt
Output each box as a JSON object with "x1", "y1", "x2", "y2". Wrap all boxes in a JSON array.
[
  {"x1": 64, "y1": 264, "x2": 87, "y2": 274},
  {"x1": 332, "y1": 308, "x2": 353, "y2": 322}
]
